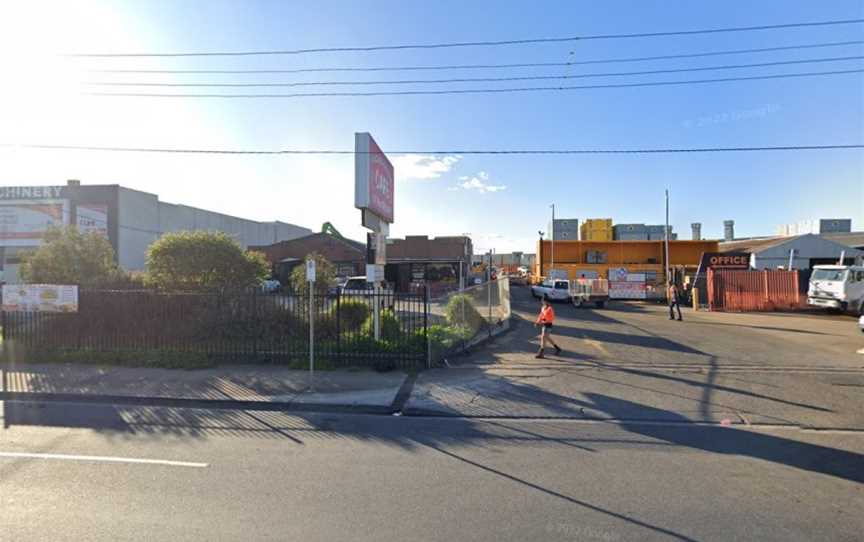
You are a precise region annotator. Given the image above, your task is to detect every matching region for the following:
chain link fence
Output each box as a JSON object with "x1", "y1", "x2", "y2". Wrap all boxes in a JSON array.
[{"x1": 426, "y1": 276, "x2": 510, "y2": 365}]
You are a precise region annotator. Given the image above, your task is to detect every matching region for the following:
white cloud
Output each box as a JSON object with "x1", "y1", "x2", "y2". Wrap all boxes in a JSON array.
[
  {"x1": 391, "y1": 154, "x2": 461, "y2": 181},
  {"x1": 453, "y1": 171, "x2": 507, "y2": 193}
]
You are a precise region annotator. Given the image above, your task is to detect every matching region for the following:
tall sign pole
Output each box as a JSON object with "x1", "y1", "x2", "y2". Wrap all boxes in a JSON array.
[
  {"x1": 550, "y1": 203, "x2": 555, "y2": 275},
  {"x1": 306, "y1": 258, "x2": 316, "y2": 383},
  {"x1": 665, "y1": 189, "x2": 671, "y2": 285},
  {"x1": 355, "y1": 133, "x2": 394, "y2": 341}
]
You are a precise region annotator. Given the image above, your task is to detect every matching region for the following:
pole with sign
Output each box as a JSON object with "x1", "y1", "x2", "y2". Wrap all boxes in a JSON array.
[
  {"x1": 355, "y1": 132, "x2": 394, "y2": 342},
  {"x1": 306, "y1": 259, "x2": 316, "y2": 380}
]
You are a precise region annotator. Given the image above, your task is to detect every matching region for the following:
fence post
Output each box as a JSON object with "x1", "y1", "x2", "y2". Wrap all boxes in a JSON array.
[
  {"x1": 252, "y1": 289, "x2": 259, "y2": 360},
  {"x1": 424, "y1": 286, "x2": 430, "y2": 368},
  {"x1": 487, "y1": 277, "x2": 492, "y2": 337},
  {"x1": 1, "y1": 309, "x2": 6, "y2": 362},
  {"x1": 335, "y1": 289, "x2": 341, "y2": 364}
]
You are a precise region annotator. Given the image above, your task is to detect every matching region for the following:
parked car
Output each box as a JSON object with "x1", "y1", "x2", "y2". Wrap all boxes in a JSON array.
[
  {"x1": 531, "y1": 279, "x2": 571, "y2": 302},
  {"x1": 260, "y1": 279, "x2": 281, "y2": 293},
  {"x1": 340, "y1": 276, "x2": 395, "y2": 308}
]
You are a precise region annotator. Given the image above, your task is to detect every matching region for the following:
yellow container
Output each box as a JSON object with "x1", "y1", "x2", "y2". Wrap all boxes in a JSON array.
[{"x1": 581, "y1": 219, "x2": 613, "y2": 241}]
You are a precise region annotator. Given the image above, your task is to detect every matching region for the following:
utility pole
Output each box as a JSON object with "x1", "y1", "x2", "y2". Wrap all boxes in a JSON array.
[
  {"x1": 665, "y1": 189, "x2": 671, "y2": 286},
  {"x1": 551, "y1": 204, "x2": 556, "y2": 272}
]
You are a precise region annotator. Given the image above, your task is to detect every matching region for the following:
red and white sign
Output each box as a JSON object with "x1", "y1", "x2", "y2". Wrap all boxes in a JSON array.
[
  {"x1": 609, "y1": 282, "x2": 648, "y2": 299},
  {"x1": 355, "y1": 132, "x2": 394, "y2": 225}
]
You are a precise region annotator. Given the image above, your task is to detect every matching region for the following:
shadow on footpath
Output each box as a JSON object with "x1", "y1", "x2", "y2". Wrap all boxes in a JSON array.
[{"x1": 3, "y1": 375, "x2": 861, "y2": 485}]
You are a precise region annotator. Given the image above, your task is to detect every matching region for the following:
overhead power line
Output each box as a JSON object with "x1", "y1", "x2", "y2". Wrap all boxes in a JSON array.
[
  {"x1": 80, "y1": 68, "x2": 864, "y2": 98},
  {"x1": 2, "y1": 143, "x2": 861, "y2": 155},
  {"x1": 84, "y1": 40, "x2": 864, "y2": 74},
  {"x1": 85, "y1": 55, "x2": 864, "y2": 87},
  {"x1": 65, "y1": 18, "x2": 864, "y2": 57}
]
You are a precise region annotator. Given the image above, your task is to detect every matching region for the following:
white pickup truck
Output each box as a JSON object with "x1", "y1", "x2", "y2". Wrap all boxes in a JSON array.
[{"x1": 530, "y1": 279, "x2": 572, "y2": 302}]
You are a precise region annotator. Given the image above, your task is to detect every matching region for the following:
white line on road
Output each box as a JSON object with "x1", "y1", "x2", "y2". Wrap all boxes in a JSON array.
[{"x1": 0, "y1": 451, "x2": 209, "y2": 468}]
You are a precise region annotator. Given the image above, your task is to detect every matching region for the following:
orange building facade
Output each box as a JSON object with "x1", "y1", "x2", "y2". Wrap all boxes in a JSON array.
[{"x1": 535, "y1": 239, "x2": 719, "y2": 283}]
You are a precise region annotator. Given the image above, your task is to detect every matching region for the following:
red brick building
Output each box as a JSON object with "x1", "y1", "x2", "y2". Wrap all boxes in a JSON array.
[
  {"x1": 250, "y1": 232, "x2": 365, "y2": 283},
  {"x1": 384, "y1": 235, "x2": 473, "y2": 295}
]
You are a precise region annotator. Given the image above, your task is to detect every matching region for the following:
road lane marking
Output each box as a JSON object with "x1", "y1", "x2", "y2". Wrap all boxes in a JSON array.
[{"x1": 0, "y1": 451, "x2": 208, "y2": 468}]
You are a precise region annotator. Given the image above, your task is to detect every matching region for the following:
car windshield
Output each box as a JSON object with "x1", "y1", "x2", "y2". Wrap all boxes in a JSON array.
[
  {"x1": 554, "y1": 282, "x2": 568, "y2": 290},
  {"x1": 812, "y1": 269, "x2": 846, "y2": 281},
  {"x1": 344, "y1": 279, "x2": 368, "y2": 290}
]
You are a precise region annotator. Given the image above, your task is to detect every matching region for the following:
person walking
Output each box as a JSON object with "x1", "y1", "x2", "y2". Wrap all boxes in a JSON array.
[
  {"x1": 535, "y1": 297, "x2": 562, "y2": 358},
  {"x1": 668, "y1": 282, "x2": 683, "y2": 321}
]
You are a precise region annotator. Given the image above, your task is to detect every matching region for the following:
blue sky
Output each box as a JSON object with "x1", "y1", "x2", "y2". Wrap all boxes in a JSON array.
[{"x1": 0, "y1": 0, "x2": 862, "y2": 252}]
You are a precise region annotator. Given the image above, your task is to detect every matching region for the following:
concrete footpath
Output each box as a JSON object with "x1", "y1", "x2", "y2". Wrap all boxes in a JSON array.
[{"x1": 0, "y1": 363, "x2": 407, "y2": 413}]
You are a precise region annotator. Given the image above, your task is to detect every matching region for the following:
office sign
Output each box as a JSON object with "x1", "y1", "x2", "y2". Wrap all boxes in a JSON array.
[
  {"x1": 2, "y1": 284, "x2": 78, "y2": 312},
  {"x1": 699, "y1": 252, "x2": 751, "y2": 270},
  {"x1": 355, "y1": 132, "x2": 394, "y2": 225}
]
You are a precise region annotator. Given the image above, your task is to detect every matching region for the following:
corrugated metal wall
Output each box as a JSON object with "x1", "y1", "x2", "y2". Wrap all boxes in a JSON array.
[{"x1": 707, "y1": 269, "x2": 801, "y2": 312}]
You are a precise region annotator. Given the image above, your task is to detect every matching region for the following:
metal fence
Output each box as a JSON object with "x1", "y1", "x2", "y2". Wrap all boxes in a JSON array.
[
  {"x1": 1, "y1": 288, "x2": 428, "y2": 369},
  {"x1": 427, "y1": 277, "x2": 511, "y2": 364},
  {"x1": 707, "y1": 269, "x2": 802, "y2": 312}
]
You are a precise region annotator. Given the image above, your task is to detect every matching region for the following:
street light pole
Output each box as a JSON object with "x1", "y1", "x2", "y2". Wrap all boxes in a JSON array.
[
  {"x1": 551, "y1": 204, "x2": 556, "y2": 271},
  {"x1": 665, "y1": 189, "x2": 671, "y2": 285}
]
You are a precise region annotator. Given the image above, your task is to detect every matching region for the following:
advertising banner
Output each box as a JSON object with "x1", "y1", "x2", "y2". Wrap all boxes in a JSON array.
[
  {"x1": 355, "y1": 132, "x2": 394, "y2": 225},
  {"x1": 77, "y1": 204, "x2": 108, "y2": 236},
  {"x1": 609, "y1": 282, "x2": 648, "y2": 299},
  {"x1": 2, "y1": 284, "x2": 78, "y2": 312},
  {"x1": 0, "y1": 203, "x2": 67, "y2": 246}
]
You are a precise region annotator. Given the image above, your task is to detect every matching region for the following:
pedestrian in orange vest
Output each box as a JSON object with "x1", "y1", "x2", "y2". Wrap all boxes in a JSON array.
[{"x1": 535, "y1": 297, "x2": 562, "y2": 358}]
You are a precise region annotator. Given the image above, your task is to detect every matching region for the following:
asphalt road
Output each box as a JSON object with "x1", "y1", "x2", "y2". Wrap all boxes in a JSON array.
[{"x1": 1, "y1": 402, "x2": 863, "y2": 542}]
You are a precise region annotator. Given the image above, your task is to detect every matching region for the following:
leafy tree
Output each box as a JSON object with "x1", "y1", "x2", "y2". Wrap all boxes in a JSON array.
[
  {"x1": 20, "y1": 226, "x2": 122, "y2": 287},
  {"x1": 145, "y1": 231, "x2": 269, "y2": 293},
  {"x1": 289, "y1": 252, "x2": 336, "y2": 293}
]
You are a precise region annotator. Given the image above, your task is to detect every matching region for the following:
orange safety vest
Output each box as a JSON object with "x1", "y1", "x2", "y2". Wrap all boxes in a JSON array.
[{"x1": 537, "y1": 305, "x2": 555, "y2": 324}]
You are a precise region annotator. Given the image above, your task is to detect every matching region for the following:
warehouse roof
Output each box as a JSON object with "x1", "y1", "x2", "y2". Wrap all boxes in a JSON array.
[
  {"x1": 719, "y1": 236, "x2": 799, "y2": 253},
  {"x1": 822, "y1": 231, "x2": 864, "y2": 249},
  {"x1": 721, "y1": 233, "x2": 864, "y2": 259},
  {"x1": 721, "y1": 232, "x2": 864, "y2": 253}
]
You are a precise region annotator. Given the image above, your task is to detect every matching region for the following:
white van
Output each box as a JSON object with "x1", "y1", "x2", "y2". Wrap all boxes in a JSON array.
[{"x1": 807, "y1": 265, "x2": 864, "y2": 312}]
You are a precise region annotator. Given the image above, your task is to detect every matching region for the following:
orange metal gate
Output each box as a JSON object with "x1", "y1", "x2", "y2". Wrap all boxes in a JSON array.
[{"x1": 707, "y1": 269, "x2": 801, "y2": 312}]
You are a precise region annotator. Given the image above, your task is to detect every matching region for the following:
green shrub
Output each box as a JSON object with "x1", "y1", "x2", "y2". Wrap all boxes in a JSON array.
[
  {"x1": 360, "y1": 309, "x2": 402, "y2": 341},
  {"x1": 315, "y1": 313, "x2": 339, "y2": 341},
  {"x1": 335, "y1": 300, "x2": 370, "y2": 331},
  {"x1": 444, "y1": 294, "x2": 485, "y2": 331}
]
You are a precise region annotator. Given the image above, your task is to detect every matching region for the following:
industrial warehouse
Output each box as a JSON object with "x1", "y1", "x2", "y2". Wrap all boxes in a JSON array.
[{"x1": 0, "y1": 180, "x2": 311, "y2": 282}]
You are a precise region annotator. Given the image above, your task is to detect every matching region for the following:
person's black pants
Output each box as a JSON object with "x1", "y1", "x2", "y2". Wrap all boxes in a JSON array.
[{"x1": 669, "y1": 301, "x2": 682, "y2": 320}]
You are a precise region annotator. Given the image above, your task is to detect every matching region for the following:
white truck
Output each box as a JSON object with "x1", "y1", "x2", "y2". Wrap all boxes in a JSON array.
[
  {"x1": 531, "y1": 278, "x2": 610, "y2": 308},
  {"x1": 530, "y1": 279, "x2": 572, "y2": 302},
  {"x1": 807, "y1": 265, "x2": 864, "y2": 313}
]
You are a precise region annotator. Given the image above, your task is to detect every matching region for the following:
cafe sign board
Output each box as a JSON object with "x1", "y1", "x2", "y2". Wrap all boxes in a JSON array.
[{"x1": 2, "y1": 284, "x2": 78, "y2": 313}]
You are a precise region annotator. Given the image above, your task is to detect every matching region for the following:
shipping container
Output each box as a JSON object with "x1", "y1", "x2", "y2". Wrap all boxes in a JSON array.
[
  {"x1": 616, "y1": 232, "x2": 650, "y2": 241},
  {"x1": 581, "y1": 219, "x2": 613, "y2": 241}
]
